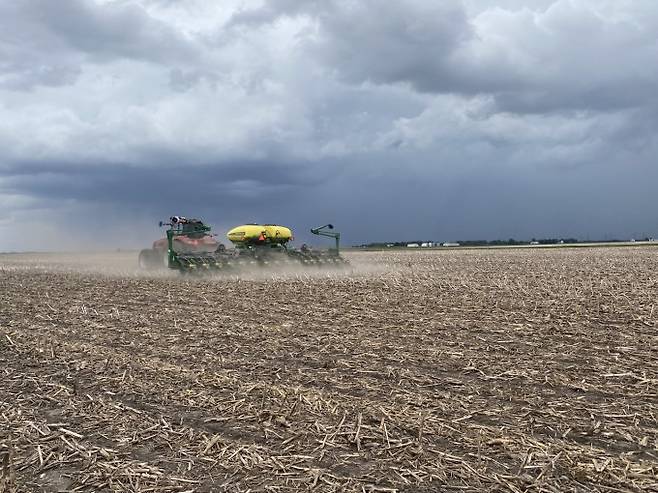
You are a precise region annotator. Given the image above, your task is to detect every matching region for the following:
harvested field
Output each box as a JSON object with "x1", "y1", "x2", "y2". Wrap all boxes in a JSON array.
[{"x1": 1, "y1": 247, "x2": 658, "y2": 492}]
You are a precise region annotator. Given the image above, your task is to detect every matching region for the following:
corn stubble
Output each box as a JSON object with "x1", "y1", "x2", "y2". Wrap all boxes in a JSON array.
[{"x1": 1, "y1": 247, "x2": 657, "y2": 492}]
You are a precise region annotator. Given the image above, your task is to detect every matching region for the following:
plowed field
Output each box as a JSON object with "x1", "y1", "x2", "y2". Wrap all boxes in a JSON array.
[{"x1": 1, "y1": 248, "x2": 657, "y2": 492}]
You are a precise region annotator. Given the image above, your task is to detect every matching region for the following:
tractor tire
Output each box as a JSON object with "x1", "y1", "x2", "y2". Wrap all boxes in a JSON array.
[
  {"x1": 138, "y1": 249, "x2": 167, "y2": 270},
  {"x1": 138, "y1": 249, "x2": 156, "y2": 270}
]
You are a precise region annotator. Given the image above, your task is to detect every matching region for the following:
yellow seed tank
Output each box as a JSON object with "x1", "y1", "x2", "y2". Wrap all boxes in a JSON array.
[{"x1": 227, "y1": 224, "x2": 293, "y2": 245}]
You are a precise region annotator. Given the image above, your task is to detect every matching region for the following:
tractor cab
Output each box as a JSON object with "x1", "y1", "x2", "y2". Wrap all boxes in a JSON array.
[{"x1": 166, "y1": 216, "x2": 208, "y2": 239}]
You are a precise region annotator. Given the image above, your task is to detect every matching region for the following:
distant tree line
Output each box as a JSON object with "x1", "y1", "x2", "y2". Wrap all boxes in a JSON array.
[{"x1": 353, "y1": 237, "x2": 653, "y2": 248}]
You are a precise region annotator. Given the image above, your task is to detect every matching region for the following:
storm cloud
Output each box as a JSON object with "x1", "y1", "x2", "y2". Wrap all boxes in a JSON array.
[{"x1": 1, "y1": 0, "x2": 657, "y2": 250}]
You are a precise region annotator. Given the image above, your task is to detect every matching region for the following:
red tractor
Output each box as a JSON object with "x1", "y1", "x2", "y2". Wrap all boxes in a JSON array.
[{"x1": 138, "y1": 216, "x2": 221, "y2": 270}]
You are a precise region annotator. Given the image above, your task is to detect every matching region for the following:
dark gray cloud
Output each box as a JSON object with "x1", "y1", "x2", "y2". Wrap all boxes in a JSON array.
[
  {"x1": 0, "y1": 0, "x2": 198, "y2": 90},
  {"x1": 1, "y1": 0, "x2": 657, "y2": 250},
  {"x1": 51, "y1": 1, "x2": 198, "y2": 63},
  {"x1": 309, "y1": 2, "x2": 472, "y2": 93},
  {"x1": 231, "y1": 0, "x2": 658, "y2": 113},
  {"x1": 0, "y1": 158, "x2": 321, "y2": 206}
]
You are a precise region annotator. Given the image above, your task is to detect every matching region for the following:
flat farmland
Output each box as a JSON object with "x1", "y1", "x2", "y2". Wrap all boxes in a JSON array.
[{"x1": 1, "y1": 248, "x2": 657, "y2": 492}]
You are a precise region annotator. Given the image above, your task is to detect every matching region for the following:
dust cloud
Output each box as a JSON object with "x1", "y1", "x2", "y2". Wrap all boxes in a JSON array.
[{"x1": 0, "y1": 251, "x2": 393, "y2": 281}]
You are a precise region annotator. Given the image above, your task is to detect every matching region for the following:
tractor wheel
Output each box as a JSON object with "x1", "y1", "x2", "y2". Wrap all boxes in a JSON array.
[{"x1": 138, "y1": 249, "x2": 156, "y2": 270}]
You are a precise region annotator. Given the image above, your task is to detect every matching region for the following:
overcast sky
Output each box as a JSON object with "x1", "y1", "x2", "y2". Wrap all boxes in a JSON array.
[{"x1": 1, "y1": 0, "x2": 657, "y2": 250}]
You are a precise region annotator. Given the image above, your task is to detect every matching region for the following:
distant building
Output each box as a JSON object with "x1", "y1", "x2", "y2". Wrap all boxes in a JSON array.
[
  {"x1": 407, "y1": 243, "x2": 420, "y2": 248},
  {"x1": 441, "y1": 242, "x2": 460, "y2": 247},
  {"x1": 421, "y1": 242, "x2": 434, "y2": 248},
  {"x1": 530, "y1": 241, "x2": 540, "y2": 245}
]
